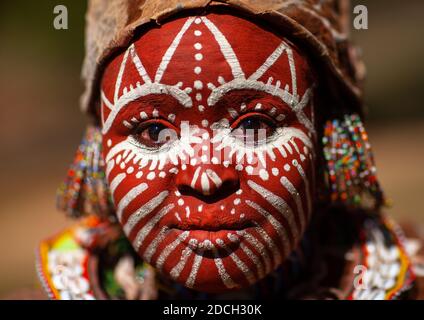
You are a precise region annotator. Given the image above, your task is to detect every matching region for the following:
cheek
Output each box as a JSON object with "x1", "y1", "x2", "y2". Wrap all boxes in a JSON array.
[
  {"x1": 102, "y1": 135, "x2": 176, "y2": 227},
  {"x1": 234, "y1": 132, "x2": 315, "y2": 256}
]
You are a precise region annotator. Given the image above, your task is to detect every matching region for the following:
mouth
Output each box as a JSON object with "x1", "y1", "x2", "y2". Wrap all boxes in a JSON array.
[
  {"x1": 169, "y1": 219, "x2": 254, "y2": 253},
  {"x1": 171, "y1": 220, "x2": 253, "y2": 232}
]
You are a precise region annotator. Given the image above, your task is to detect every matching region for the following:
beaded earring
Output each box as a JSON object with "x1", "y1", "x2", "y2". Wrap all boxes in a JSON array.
[
  {"x1": 322, "y1": 114, "x2": 384, "y2": 209},
  {"x1": 56, "y1": 125, "x2": 114, "y2": 218}
]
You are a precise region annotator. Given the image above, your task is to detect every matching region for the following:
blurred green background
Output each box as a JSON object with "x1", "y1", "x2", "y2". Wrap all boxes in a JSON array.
[{"x1": 0, "y1": 0, "x2": 423, "y2": 297}]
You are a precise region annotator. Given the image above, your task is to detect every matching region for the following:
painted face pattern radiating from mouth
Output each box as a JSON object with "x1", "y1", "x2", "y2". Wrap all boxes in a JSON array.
[{"x1": 100, "y1": 13, "x2": 316, "y2": 293}]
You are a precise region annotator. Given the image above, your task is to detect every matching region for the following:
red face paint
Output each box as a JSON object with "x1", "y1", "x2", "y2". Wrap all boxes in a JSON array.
[{"x1": 100, "y1": 13, "x2": 316, "y2": 293}]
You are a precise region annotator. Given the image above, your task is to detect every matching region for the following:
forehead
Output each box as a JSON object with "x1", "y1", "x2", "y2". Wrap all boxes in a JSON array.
[{"x1": 101, "y1": 12, "x2": 313, "y2": 129}]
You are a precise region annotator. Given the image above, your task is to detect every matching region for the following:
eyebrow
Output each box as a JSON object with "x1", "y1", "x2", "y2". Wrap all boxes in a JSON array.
[
  {"x1": 101, "y1": 82, "x2": 192, "y2": 134},
  {"x1": 207, "y1": 78, "x2": 297, "y2": 109},
  {"x1": 207, "y1": 79, "x2": 316, "y2": 135}
]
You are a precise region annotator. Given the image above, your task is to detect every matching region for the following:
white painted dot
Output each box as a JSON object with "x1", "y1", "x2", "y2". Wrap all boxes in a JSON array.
[
  {"x1": 198, "y1": 105, "x2": 205, "y2": 112},
  {"x1": 235, "y1": 164, "x2": 243, "y2": 171},
  {"x1": 147, "y1": 172, "x2": 156, "y2": 180},
  {"x1": 234, "y1": 198, "x2": 241, "y2": 205},
  {"x1": 190, "y1": 158, "x2": 197, "y2": 166},
  {"x1": 259, "y1": 169, "x2": 269, "y2": 181},
  {"x1": 107, "y1": 139, "x2": 112, "y2": 147},
  {"x1": 136, "y1": 171, "x2": 143, "y2": 179},
  {"x1": 220, "y1": 205, "x2": 225, "y2": 211},
  {"x1": 201, "y1": 155, "x2": 208, "y2": 163},
  {"x1": 202, "y1": 132, "x2": 209, "y2": 140},
  {"x1": 169, "y1": 167, "x2": 179, "y2": 174},
  {"x1": 198, "y1": 205, "x2": 203, "y2": 212},
  {"x1": 240, "y1": 214, "x2": 245, "y2": 219},
  {"x1": 230, "y1": 208, "x2": 236, "y2": 215},
  {"x1": 194, "y1": 66, "x2": 202, "y2": 74},
  {"x1": 201, "y1": 145, "x2": 208, "y2": 151},
  {"x1": 194, "y1": 80, "x2": 203, "y2": 90},
  {"x1": 168, "y1": 114, "x2": 176, "y2": 122},
  {"x1": 195, "y1": 53, "x2": 203, "y2": 61},
  {"x1": 159, "y1": 171, "x2": 166, "y2": 178},
  {"x1": 300, "y1": 154, "x2": 306, "y2": 162},
  {"x1": 211, "y1": 157, "x2": 219, "y2": 164},
  {"x1": 245, "y1": 166, "x2": 254, "y2": 175},
  {"x1": 196, "y1": 93, "x2": 202, "y2": 101},
  {"x1": 292, "y1": 160, "x2": 298, "y2": 166},
  {"x1": 120, "y1": 162, "x2": 126, "y2": 169},
  {"x1": 194, "y1": 43, "x2": 202, "y2": 50},
  {"x1": 201, "y1": 119, "x2": 209, "y2": 128},
  {"x1": 194, "y1": 18, "x2": 202, "y2": 24},
  {"x1": 178, "y1": 198, "x2": 184, "y2": 206},
  {"x1": 182, "y1": 164, "x2": 187, "y2": 171},
  {"x1": 194, "y1": 30, "x2": 202, "y2": 36},
  {"x1": 152, "y1": 109, "x2": 159, "y2": 117},
  {"x1": 284, "y1": 164, "x2": 291, "y2": 172},
  {"x1": 303, "y1": 146, "x2": 309, "y2": 154},
  {"x1": 276, "y1": 114, "x2": 285, "y2": 122},
  {"x1": 272, "y1": 168, "x2": 279, "y2": 176},
  {"x1": 236, "y1": 189, "x2": 243, "y2": 195},
  {"x1": 223, "y1": 160, "x2": 230, "y2": 168},
  {"x1": 175, "y1": 190, "x2": 181, "y2": 197},
  {"x1": 126, "y1": 167, "x2": 134, "y2": 174},
  {"x1": 255, "y1": 103, "x2": 262, "y2": 110},
  {"x1": 116, "y1": 155, "x2": 122, "y2": 164},
  {"x1": 140, "y1": 111, "x2": 148, "y2": 119}
]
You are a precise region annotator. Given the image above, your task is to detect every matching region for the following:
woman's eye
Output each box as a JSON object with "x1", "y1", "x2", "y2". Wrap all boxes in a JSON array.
[
  {"x1": 134, "y1": 122, "x2": 177, "y2": 148},
  {"x1": 232, "y1": 115, "x2": 276, "y2": 145}
]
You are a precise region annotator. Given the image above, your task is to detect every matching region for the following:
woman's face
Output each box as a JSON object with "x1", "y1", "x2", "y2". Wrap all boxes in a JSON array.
[{"x1": 100, "y1": 13, "x2": 316, "y2": 293}]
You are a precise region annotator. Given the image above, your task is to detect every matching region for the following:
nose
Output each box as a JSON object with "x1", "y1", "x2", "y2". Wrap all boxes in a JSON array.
[{"x1": 176, "y1": 164, "x2": 240, "y2": 202}]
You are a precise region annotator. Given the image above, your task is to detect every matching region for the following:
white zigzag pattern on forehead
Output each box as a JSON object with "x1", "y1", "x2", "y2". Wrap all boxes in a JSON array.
[
  {"x1": 101, "y1": 17, "x2": 196, "y2": 134},
  {"x1": 200, "y1": 16, "x2": 314, "y2": 134},
  {"x1": 101, "y1": 15, "x2": 315, "y2": 135}
]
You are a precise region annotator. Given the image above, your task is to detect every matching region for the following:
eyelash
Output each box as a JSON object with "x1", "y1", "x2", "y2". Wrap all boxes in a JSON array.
[{"x1": 229, "y1": 102, "x2": 288, "y2": 128}]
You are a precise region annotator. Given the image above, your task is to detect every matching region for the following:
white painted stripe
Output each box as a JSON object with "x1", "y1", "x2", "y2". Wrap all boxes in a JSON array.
[
  {"x1": 252, "y1": 226, "x2": 282, "y2": 266},
  {"x1": 124, "y1": 191, "x2": 169, "y2": 234},
  {"x1": 213, "y1": 249, "x2": 238, "y2": 289},
  {"x1": 170, "y1": 247, "x2": 193, "y2": 280},
  {"x1": 101, "y1": 90, "x2": 114, "y2": 110},
  {"x1": 155, "y1": 17, "x2": 195, "y2": 83},
  {"x1": 116, "y1": 182, "x2": 148, "y2": 221},
  {"x1": 205, "y1": 169, "x2": 223, "y2": 189},
  {"x1": 238, "y1": 231, "x2": 272, "y2": 274},
  {"x1": 190, "y1": 167, "x2": 201, "y2": 188},
  {"x1": 186, "y1": 253, "x2": 203, "y2": 288},
  {"x1": 217, "y1": 240, "x2": 256, "y2": 285},
  {"x1": 156, "y1": 231, "x2": 189, "y2": 272},
  {"x1": 247, "y1": 180, "x2": 299, "y2": 243},
  {"x1": 249, "y1": 41, "x2": 287, "y2": 81},
  {"x1": 129, "y1": 44, "x2": 152, "y2": 84},
  {"x1": 132, "y1": 204, "x2": 174, "y2": 250},
  {"x1": 114, "y1": 47, "x2": 130, "y2": 103},
  {"x1": 280, "y1": 176, "x2": 306, "y2": 231},
  {"x1": 246, "y1": 200, "x2": 291, "y2": 254},
  {"x1": 109, "y1": 173, "x2": 126, "y2": 195},
  {"x1": 201, "y1": 17, "x2": 245, "y2": 79},
  {"x1": 143, "y1": 227, "x2": 169, "y2": 263},
  {"x1": 292, "y1": 160, "x2": 312, "y2": 218}
]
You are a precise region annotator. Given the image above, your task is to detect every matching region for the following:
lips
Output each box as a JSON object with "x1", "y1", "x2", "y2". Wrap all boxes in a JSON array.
[
  {"x1": 172, "y1": 218, "x2": 252, "y2": 232},
  {"x1": 168, "y1": 212, "x2": 254, "y2": 253}
]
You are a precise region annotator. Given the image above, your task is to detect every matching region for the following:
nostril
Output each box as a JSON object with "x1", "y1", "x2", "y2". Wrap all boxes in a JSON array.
[
  {"x1": 176, "y1": 166, "x2": 240, "y2": 203},
  {"x1": 178, "y1": 179, "x2": 240, "y2": 203}
]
